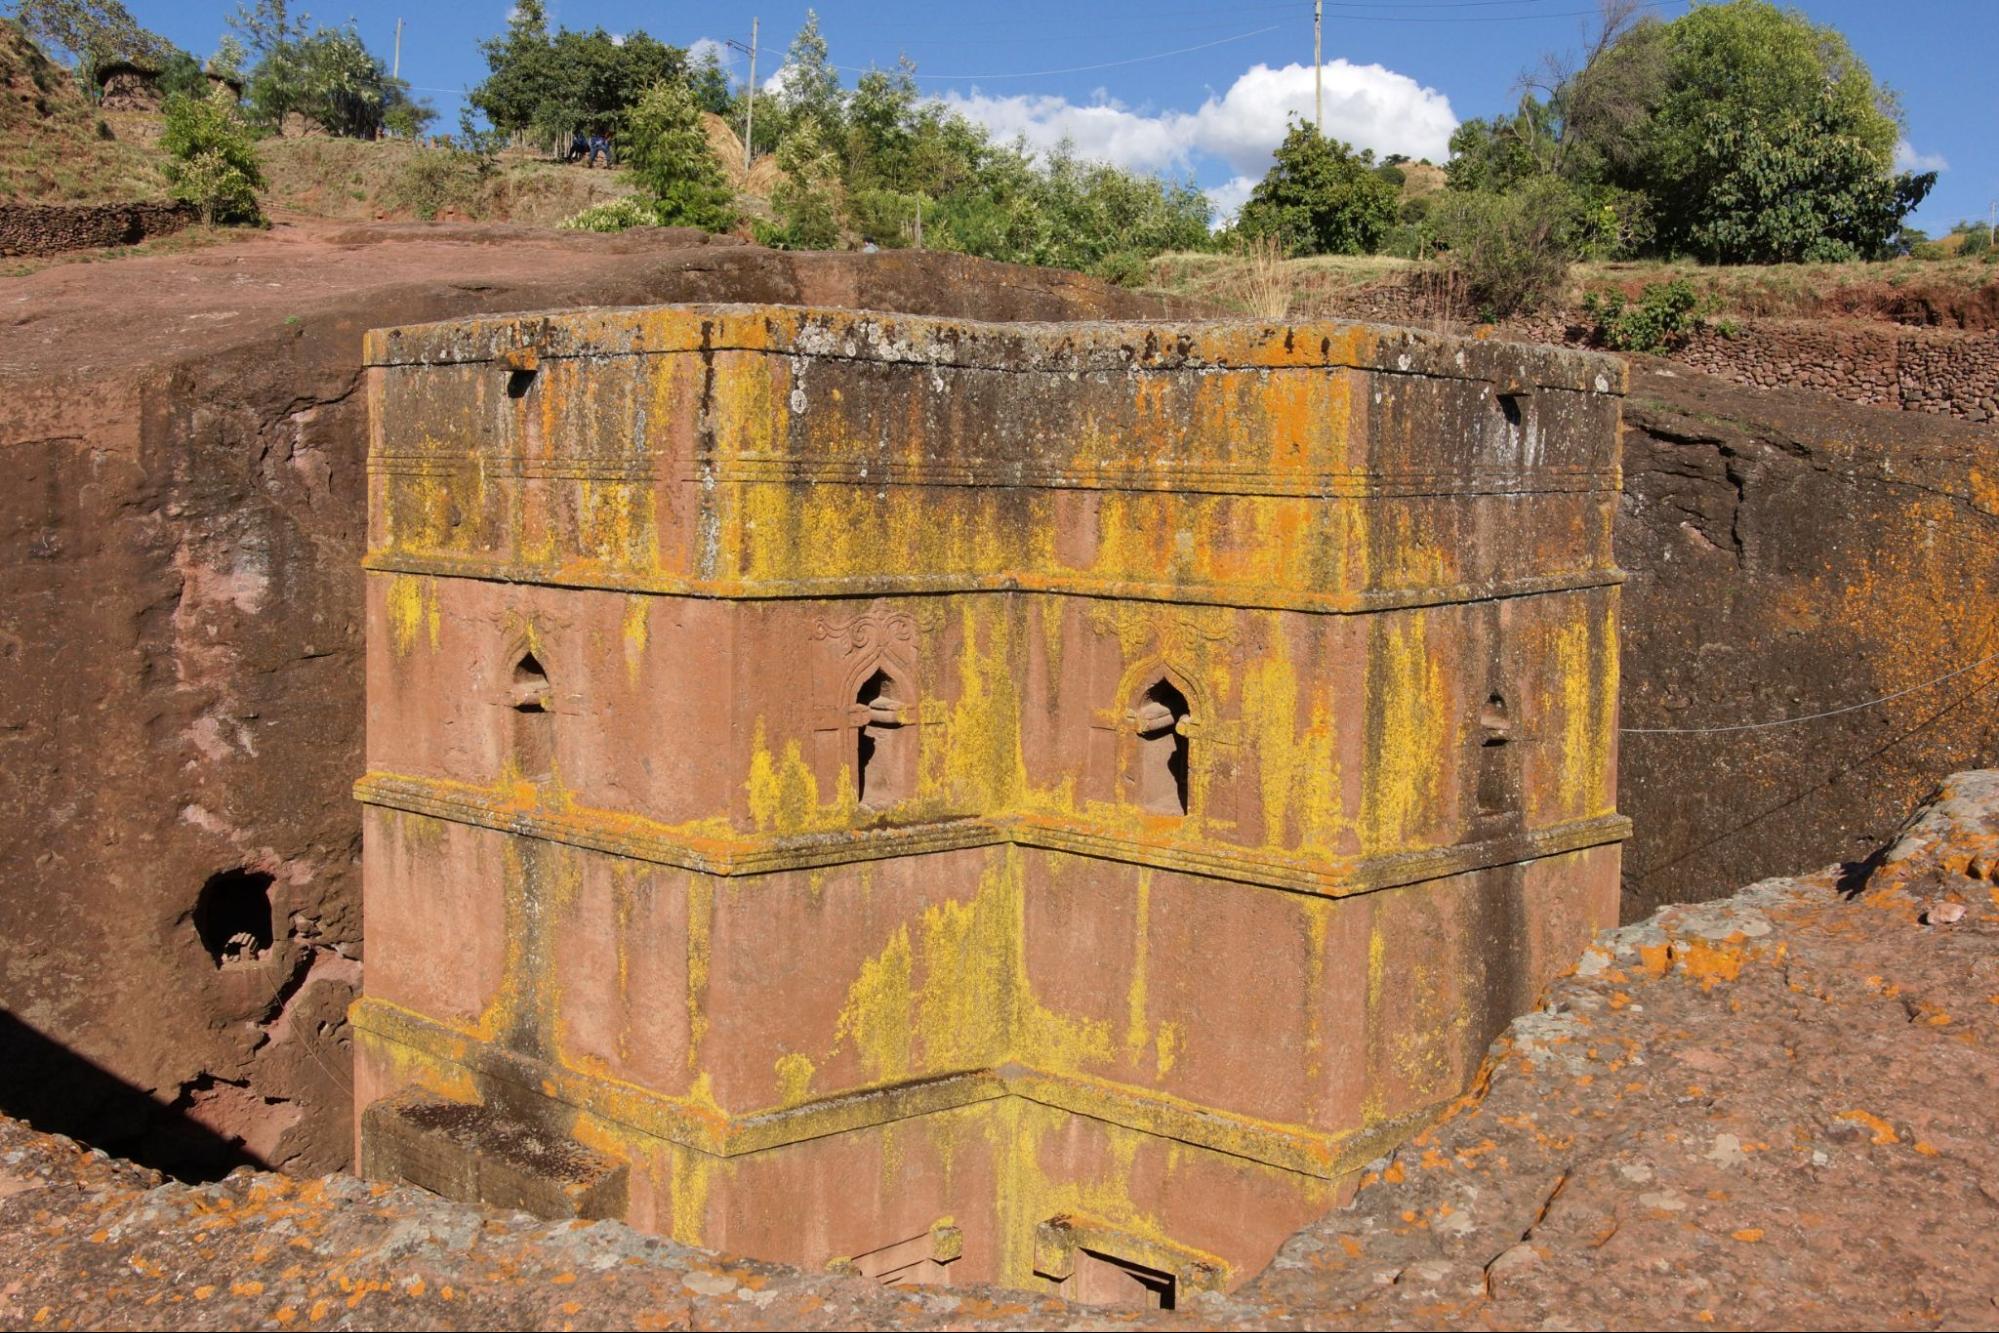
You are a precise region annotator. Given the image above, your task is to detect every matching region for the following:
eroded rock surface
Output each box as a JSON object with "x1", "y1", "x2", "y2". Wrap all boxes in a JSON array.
[
  {"x1": 1618, "y1": 361, "x2": 1999, "y2": 918},
  {"x1": 6, "y1": 774, "x2": 1996, "y2": 1331}
]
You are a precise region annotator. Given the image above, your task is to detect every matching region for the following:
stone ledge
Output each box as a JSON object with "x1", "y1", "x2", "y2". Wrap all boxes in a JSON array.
[
  {"x1": 353, "y1": 770, "x2": 1629, "y2": 896},
  {"x1": 350, "y1": 1000, "x2": 1447, "y2": 1181}
]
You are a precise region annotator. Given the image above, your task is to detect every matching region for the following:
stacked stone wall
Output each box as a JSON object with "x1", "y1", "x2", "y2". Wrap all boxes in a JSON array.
[
  {"x1": 1670, "y1": 320, "x2": 1999, "y2": 422},
  {"x1": 0, "y1": 199, "x2": 194, "y2": 258},
  {"x1": 1316, "y1": 281, "x2": 1999, "y2": 424}
]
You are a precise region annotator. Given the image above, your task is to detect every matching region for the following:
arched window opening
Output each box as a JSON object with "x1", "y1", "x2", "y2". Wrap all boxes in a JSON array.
[
  {"x1": 1134, "y1": 678, "x2": 1190, "y2": 817},
  {"x1": 1476, "y1": 692, "x2": 1515, "y2": 818},
  {"x1": 510, "y1": 651, "x2": 554, "y2": 779},
  {"x1": 855, "y1": 668, "x2": 909, "y2": 807}
]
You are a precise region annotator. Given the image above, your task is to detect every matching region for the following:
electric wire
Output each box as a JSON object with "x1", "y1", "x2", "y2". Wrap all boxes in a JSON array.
[{"x1": 1621, "y1": 649, "x2": 1999, "y2": 735}]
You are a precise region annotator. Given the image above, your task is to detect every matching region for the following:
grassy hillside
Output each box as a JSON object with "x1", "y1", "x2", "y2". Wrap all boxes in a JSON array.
[
  {"x1": 255, "y1": 137, "x2": 638, "y2": 226},
  {"x1": 0, "y1": 20, "x2": 167, "y2": 203}
]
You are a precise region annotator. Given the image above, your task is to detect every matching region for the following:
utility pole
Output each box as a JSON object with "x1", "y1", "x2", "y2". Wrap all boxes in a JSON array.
[
  {"x1": 1313, "y1": 0, "x2": 1322, "y2": 134},
  {"x1": 392, "y1": 17, "x2": 404, "y2": 80},
  {"x1": 728, "y1": 20, "x2": 759, "y2": 172}
]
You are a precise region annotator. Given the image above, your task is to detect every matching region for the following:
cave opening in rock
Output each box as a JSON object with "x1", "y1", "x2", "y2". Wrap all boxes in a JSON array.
[{"x1": 194, "y1": 868, "x2": 275, "y2": 966}]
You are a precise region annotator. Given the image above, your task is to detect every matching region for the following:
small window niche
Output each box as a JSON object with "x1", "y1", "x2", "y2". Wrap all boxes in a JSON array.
[
  {"x1": 1132, "y1": 678, "x2": 1191, "y2": 816},
  {"x1": 1475, "y1": 691, "x2": 1518, "y2": 818},
  {"x1": 509, "y1": 651, "x2": 555, "y2": 780},
  {"x1": 1070, "y1": 1249, "x2": 1177, "y2": 1310},
  {"x1": 854, "y1": 667, "x2": 913, "y2": 807},
  {"x1": 843, "y1": 1222, "x2": 963, "y2": 1288}
]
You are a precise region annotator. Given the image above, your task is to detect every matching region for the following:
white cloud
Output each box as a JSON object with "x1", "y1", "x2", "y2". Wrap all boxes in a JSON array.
[
  {"x1": 762, "y1": 62, "x2": 795, "y2": 97},
  {"x1": 609, "y1": 32, "x2": 626, "y2": 48},
  {"x1": 939, "y1": 59, "x2": 1457, "y2": 182},
  {"x1": 1204, "y1": 175, "x2": 1259, "y2": 224},
  {"x1": 1894, "y1": 138, "x2": 1948, "y2": 174},
  {"x1": 939, "y1": 90, "x2": 1190, "y2": 175},
  {"x1": 689, "y1": 37, "x2": 734, "y2": 71},
  {"x1": 1192, "y1": 61, "x2": 1457, "y2": 171}
]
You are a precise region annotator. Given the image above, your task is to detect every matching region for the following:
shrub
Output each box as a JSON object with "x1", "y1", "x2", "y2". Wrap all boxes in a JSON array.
[
  {"x1": 159, "y1": 92, "x2": 263, "y2": 225},
  {"x1": 1582, "y1": 278, "x2": 1718, "y2": 351},
  {"x1": 621, "y1": 79, "x2": 736, "y2": 232},
  {"x1": 559, "y1": 196, "x2": 667, "y2": 232},
  {"x1": 1429, "y1": 177, "x2": 1579, "y2": 319},
  {"x1": 1093, "y1": 249, "x2": 1152, "y2": 289},
  {"x1": 387, "y1": 149, "x2": 491, "y2": 222}
]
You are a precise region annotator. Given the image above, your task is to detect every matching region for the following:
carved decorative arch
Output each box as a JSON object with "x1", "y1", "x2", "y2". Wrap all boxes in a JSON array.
[{"x1": 499, "y1": 632, "x2": 556, "y2": 782}]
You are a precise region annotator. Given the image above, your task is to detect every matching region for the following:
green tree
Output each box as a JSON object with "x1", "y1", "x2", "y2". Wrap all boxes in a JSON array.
[
  {"x1": 12, "y1": 0, "x2": 167, "y2": 71},
  {"x1": 1618, "y1": 0, "x2": 1928, "y2": 261},
  {"x1": 466, "y1": 0, "x2": 554, "y2": 138},
  {"x1": 774, "y1": 9, "x2": 842, "y2": 136},
  {"x1": 1237, "y1": 120, "x2": 1398, "y2": 256},
  {"x1": 160, "y1": 90, "x2": 263, "y2": 224},
  {"x1": 1668, "y1": 87, "x2": 1933, "y2": 263},
  {"x1": 1445, "y1": 100, "x2": 1553, "y2": 194},
  {"x1": 227, "y1": 3, "x2": 418, "y2": 138},
  {"x1": 687, "y1": 44, "x2": 732, "y2": 115},
  {"x1": 468, "y1": 4, "x2": 688, "y2": 145},
  {"x1": 762, "y1": 114, "x2": 843, "y2": 249},
  {"x1": 621, "y1": 78, "x2": 735, "y2": 230}
]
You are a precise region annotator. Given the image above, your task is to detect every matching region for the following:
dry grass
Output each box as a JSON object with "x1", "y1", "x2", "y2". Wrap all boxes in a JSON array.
[
  {"x1": 1147, "y1": 249, "x2": 1412, "y2": 316},
  {"x1": 256, "y1": 137, "x2": 637, "y2": 226},
  {"x1": 0, "y1": 21, "x2": 168, "y2": 204},
  {"x1": 1228, "y1": 235, "x2": 1293, "y2": 319}
]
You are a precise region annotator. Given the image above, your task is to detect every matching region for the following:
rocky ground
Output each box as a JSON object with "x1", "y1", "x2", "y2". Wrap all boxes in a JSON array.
[{"x1": 5, "y1": 772, "x2": 1996, "y2": 1332}]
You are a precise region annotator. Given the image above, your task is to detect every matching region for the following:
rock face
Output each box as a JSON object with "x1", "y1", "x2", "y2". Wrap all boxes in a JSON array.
[
  {"x1": 4, "y1": 772, "x2": 1995, "y2": 1329},
  {"x1": 1617, "y1": 361, "x2": 1999, "y2": 918},
  {"x1": 0, "y1": 224, "x2": 1182, "y2": 1181}
]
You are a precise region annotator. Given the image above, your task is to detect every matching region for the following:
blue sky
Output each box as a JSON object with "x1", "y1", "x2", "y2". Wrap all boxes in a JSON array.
[{"x1": 116, "y1": 1, "x2": 1993, "y2": 232}]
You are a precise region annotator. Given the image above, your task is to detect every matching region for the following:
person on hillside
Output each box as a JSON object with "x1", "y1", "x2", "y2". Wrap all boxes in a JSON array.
[
  {"x1": 566, "y1": 131, "x2": 589, "y2": 164},
  {"x1": 587, "y1": 133, "x2": 612, "y2": 169}
]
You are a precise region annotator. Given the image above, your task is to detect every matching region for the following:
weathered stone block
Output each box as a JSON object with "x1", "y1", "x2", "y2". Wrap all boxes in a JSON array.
[{"x1": 354, "y1": 304, "x2": 1626, "y2": 1296}]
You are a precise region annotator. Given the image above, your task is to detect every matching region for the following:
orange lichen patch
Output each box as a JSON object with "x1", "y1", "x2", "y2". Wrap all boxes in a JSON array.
[
  {"x1": 1381, "y1": 1160, "x2": 1407, "y2": 1185},
  {"x1": 1913, "y1": 1140, "x2": 1941, "y2": 1157},
  {"x1": 1836, "y1": 1110, "x2": 1900, "y2": 1145},
  {"x1": 1674, "y1": 938, "x2": 1748, "y2": 986}
]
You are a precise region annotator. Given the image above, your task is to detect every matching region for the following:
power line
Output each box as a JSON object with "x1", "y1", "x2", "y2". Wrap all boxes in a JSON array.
[
  {"x1": 1621, "y1": 649, "x2": 1999, "y2": 735},
  {"x1": 832, "y1": 24, "x2": 1288, "y2": 82}
]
